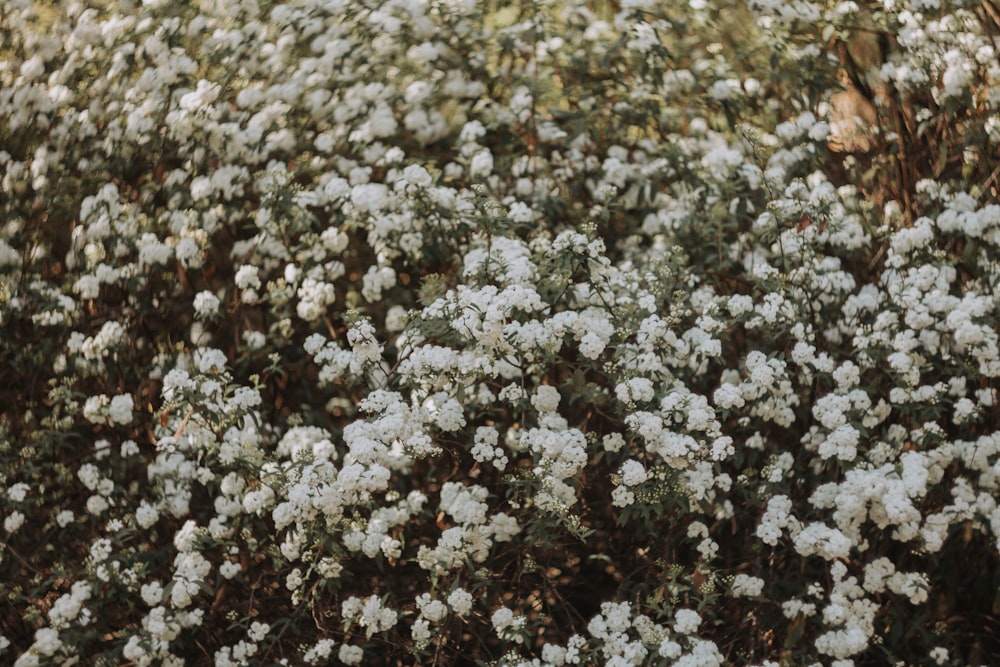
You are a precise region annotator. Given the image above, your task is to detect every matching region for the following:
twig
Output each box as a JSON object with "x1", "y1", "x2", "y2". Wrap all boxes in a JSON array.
[
  {"x1": 172, "y1": 407, "x2": 196, "y2": 440},
  {"x1": 977, "y1": 163, "x2": 1000, "y2": 202}
]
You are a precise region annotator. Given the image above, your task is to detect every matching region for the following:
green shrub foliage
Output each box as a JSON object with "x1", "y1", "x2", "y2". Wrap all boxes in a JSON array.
[{"x1": 1, "y1": 0, "x2": 999, "y2": 665}]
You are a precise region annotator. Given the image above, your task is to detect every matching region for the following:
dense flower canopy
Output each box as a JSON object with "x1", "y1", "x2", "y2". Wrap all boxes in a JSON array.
[{"x1": 1, "y1": 0, "x2": 999, "y2": 665}]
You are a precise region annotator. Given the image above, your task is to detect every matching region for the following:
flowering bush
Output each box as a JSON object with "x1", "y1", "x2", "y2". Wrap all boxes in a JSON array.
[{"x1": 2, "y1": 0, "x2": 999, "y2": 665}]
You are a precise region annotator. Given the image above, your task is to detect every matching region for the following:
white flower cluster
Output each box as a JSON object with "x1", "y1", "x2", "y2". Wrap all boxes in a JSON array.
[
  {"x1": 342, "y1": 595, "x2": 398, "y2": 639},
  {"x1": 82, "y1": 392, "x2": 134, "y2": 426},
  {"x1": 501, "y1": 602, "x2": 723, "y2": 667},
  {"x1": 417, "y1": 479, "x2": 519, "y2": 574},
  {"x1": 3, "y1": 0, "x2": 1000, "y2": 665}
]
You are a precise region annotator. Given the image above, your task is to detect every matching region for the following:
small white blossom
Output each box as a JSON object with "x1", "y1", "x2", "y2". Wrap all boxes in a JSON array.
[
  {"x1": 338, "y1": 644, "x2": 363, "y2": 665},
  {"x1": 448, "y1": 588, "x2": 473, "y2": 615},
  {"x1": 532, "y1": 386, "x2": 561, "y2": 413},
  {"x1": 193, "y1": 291, "x2": 220, "y2": 318},
  {"x1": 4, "y1": 511, "x2": 25, "y2": 533},
  {"x1": 731, "y1": 574, "x2": 765, "y2": 597},
  {"x1": 620, "y1": 460, "x2": 648, "y2": 486},
  {"x1": 673, "y1": 608, "x2": 702, "y2": 634}
]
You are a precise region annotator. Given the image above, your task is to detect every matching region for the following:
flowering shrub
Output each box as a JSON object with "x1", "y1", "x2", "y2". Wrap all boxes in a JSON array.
[{"x1": 2, "y1": 0, "x2": 999, "y2": 665}]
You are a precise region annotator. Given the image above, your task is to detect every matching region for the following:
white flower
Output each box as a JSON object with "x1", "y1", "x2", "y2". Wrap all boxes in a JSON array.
[
  {"x1": 930, "y1": 647, "x2": 949, "y2": 665},
  {"x1": 713, "y1": 383, "x2": 745, "y2": 409},
  {"x1": 304, "y1": 639, "x2": 337, "y2": 663},
  {"x1": 532, "y1": 386, "x2": 561, "y2": 413},
  {"x1": 248, "y1": 621, "x2": 269, "y2": 642},
  {"x1": 195, "y1": 348, "x2": 228, "y2": 374},
  {"x1": 338, "y1": 644, "x2": 363, "y2": 665},
  {"x1": 193, "y1": 291, "x2": 220, "y2": 318},
  {"x1": 603, "y1": 433, "x2": 626, "y2": 453},
  {"x1": 448, "y1": 588, "x2": 473, "y2": 615},
  {"x1": 615, "y1": 378, "x2": 655, "y2": 404},
  {"x1": 491, "y1": 606, "x2": 514, "y2": 631},
  {"x1": 74, "y1": 274, "x2": 100, "y2": 299},
  {"x1": 109, "y1": 394, "x2": 134, "y2": 425},
  {"x1": 48, "y1": 583, "x2": 90, "y2": 629},
  {"x1": 541, "y1": 643, "x2": 567, "y2": 665},
  {"x1": 385, "y1": 305, "x2": 408, "y2": 332},
  {"x1": 620, "y1": 460, "x2": 648, "y2": 486},
  {"x1": 941, "y1": 56, "x2": 971, "y2": 99},
  {"x1": 698, "y1": 537, "x2": 719, "y2": 560},
  {"x1": 32, "y1": 628, "x2": 61, "y2": 657},
  {"x1": 794, "y1": 522, "x2": 852, "y2": 560},
  {"x1": 731, "y1": 574, "x2": 765, "y2": 597},
  {"x1": 173, "y1": 520, "x2": 199, "y2": 552},
  {"x1": 757, "y1": 495, "x2": 795, "y2": 546},
  {"x1": 611, "y1": 485, "x2": 635, "y2": 507},
  {"x1": 435, "y1": 398, "x2": 466, "y2": 432},
  {"x1": 77, "y1": 464, "x2": 100, "y2": 491},
  {"x1": 4, "y1": 511, "x2": 25, "y2": 533},
  {"x1": 234, "y1": 265, "x2": 261, "y2": 290},
  {"x1": 401, "y1": 164, "x2": 432, "y2": 187},
  {"x1": 411, "y1": 618, "x2": 431, "y2": 641},
  {"x1": 508, "y1": 201, "x2": 533, "y2": 222},
  {"x1": 579, "y1": 331, "x2": 606, "y2": 359},
  {"x1": 136, "y1": 502, "x2": 159, "y2": 529},
  {"x1": 499, "y1": 384, "x2": 525, "y2": 403},
  {"x1": 7, "y1": 482, "x2": 29, "y2": 503},
  {"x1": 673, "y1": 608, "x2": 702, "y2": 634},
  {"x1": 469, "y1": 150, "x2": 494, "y2": 178},
  {"x1": 832, "y1": 362, "x2": 860, "y2": 389},
  {"x1": 888, "y1": 571, "x2": 929, "y2": 604},
  {"x1": 350, "y1": 183, "x2": 389, "y2": 213},
  {"x1": 817, "y1": 424, "x2": 860, "y2": 462},
  {"x1": 220, "y1": 560, "x2": 240, "y2": 579},
  {"x1": 296, "y1": 279, "x2": 337, "y2": 321},
  {"x1": 416, "y1": 594, "x2": 447, "y2": 622},
  {"x1": 83, "y1": 395, "x2": 110, "y2": 425},
  {"x1": 814, "y1": 626, "x2": 869, "y2": 659},
  {"x1": 359, "y1": 596, "x2": 397, "y2": 635},
  {"x1": 141, "y1": 582, "x2": 163, "y2": 606},
  {"x1": 659, "y1": 639, "x2": 682, "y2": 658}
]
